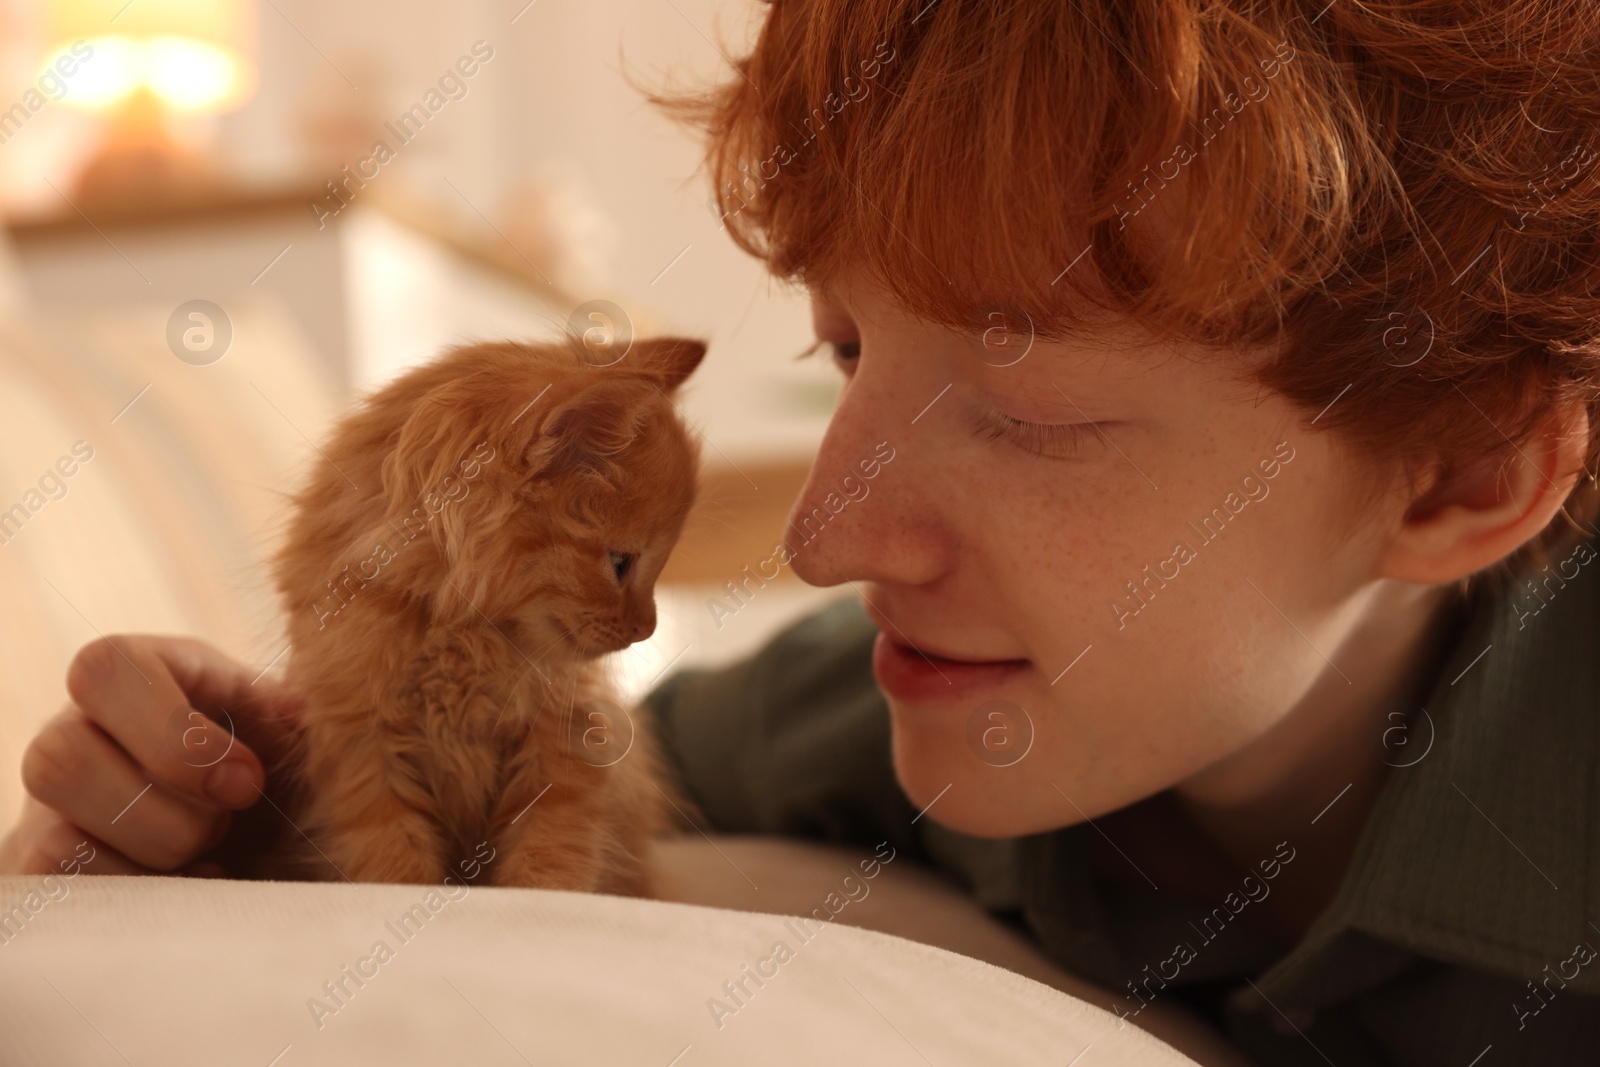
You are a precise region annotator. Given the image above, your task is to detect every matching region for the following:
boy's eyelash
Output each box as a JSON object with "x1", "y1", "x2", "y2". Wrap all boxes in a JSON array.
[
  {"x1": 797, "y1": 339, "x2": 861, "y2": 363},
  {"x1": 809, "y1": 340, "x2": 1098, "y2": 459},
  {"x1": 975, "y1": 406, "x2": 1102, "y2": 459}
]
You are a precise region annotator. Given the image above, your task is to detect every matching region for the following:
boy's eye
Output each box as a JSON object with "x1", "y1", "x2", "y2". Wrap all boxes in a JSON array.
[
  {"x1": 975, "y1": 407, "x2": 1104, "y2": 460},
  {"x1": 829, "y1": 340, "x2": 861, "y2": 371},
  {"x1": 609, "y1": 551, "x2": 634, "y2": 581}
]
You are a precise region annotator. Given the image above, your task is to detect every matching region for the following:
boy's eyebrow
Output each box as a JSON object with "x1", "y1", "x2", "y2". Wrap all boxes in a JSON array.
[
  {"x1": 960, "y1": 305, "x2": 1029, "y2": 336},
  {"x1": 808, "y1": 279, "x2": 846, "y2": 306},
  {"x1": 807, "y1": 276, "x2": 1106, "y2": 347}
]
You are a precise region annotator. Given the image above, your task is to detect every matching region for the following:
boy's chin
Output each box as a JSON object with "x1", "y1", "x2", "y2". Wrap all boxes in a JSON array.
[{"x1": 888, "y1": 724, "x2": 1061, "y2": 840}]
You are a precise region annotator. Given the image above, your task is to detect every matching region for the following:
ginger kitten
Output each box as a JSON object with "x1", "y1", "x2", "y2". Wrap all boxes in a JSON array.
[{"x1": 267, "y1": 335, "x2": 705, "y2": 894}]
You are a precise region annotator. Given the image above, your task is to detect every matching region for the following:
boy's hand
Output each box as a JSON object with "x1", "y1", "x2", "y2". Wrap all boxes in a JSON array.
[{"x1": 0, "y1": 635, "x2": 304, "y2": 877}]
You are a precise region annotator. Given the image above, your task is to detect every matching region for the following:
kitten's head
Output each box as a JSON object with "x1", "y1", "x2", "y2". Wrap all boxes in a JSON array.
[{"x1": 281, "y1": 335, "x2": 706, "y2": 661}]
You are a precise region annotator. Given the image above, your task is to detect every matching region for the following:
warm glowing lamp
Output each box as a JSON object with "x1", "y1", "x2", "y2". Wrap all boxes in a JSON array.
[{"x1": 43, "y1": 0, "x2": 257, "y2": 204}]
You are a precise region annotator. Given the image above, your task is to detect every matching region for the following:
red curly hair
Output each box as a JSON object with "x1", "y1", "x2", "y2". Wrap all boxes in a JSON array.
[{"x1": 644, "y1": 0, "x2": 1600, "y2": 581}]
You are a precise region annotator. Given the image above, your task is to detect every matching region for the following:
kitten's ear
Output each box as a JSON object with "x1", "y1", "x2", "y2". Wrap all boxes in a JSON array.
[
  {"x1": 367, "y1": 384, "x2": 493, "y2": 626},
  {"x1": 525, "y1": 378, "x2": 657, "y2": 477},
  {"x1": 628, "y1": 337, "x2": 707, "y2": 393},
  {"x1": 379, "y1": 393, "x2": 492, "y2": 526}
]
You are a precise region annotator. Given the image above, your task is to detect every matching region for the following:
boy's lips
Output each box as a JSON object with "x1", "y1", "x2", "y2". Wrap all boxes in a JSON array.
[{"x1": 869, "y1": 631, "x2": 1031, "y2": 704}]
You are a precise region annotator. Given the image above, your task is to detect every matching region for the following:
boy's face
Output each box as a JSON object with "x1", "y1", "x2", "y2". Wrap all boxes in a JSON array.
[{"x1": 787, "y1": 266, "x2": 1420, "y2": 837}]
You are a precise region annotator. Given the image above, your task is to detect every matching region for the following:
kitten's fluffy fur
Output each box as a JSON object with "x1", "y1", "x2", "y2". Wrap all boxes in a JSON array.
[{"x1": 268, "y1": 336, "x2": 706, "y2": 893}]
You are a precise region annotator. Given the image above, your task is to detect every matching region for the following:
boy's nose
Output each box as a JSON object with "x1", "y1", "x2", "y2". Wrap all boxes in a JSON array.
[{"x1": 785, "y1": 380, "x2": 946, "y2": 591}]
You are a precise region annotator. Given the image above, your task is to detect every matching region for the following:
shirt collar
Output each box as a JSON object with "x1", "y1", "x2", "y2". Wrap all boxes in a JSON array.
[{"x1": 1260, "y1": 536, "x2": 1600, "y2": 1006}]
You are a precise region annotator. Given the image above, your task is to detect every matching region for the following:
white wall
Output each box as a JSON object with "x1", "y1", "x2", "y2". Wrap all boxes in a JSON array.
[{"x1": 0, "y1": 0, "x2": 837, "y2": 463}]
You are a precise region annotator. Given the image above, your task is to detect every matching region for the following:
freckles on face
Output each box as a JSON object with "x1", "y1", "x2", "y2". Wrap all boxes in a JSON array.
[{"x1": 801, "y1": 279, "x2": 1395, "y2": 838}]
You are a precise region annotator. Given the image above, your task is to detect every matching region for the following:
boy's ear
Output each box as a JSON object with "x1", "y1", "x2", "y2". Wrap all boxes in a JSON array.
[
  {"x1": 1378, "y1": 400, "x2": 1592, "y2": 584},
  {"x1": 626, "y1": 337, "x2": 707, "y2": 393},
  {"x1": 525, "y1": 378, "x2": 656, "y2": 476}
]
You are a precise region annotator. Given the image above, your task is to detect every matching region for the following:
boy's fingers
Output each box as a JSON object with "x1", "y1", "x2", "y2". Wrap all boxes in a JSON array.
[
  {"x1": 21, "y1": 709, "x2": 232, "y2": 872},
  {"x1": 224, "y1": 674, "x2": 306, "y2": 777},
  {"x1": 113, "y1": 634, "x2": 285, "y2": 713},
  {"x1": 145, "y1": 634, "x2": 306, "y2": 775},
  {"x1": 0, "y1": 798, "x2": 151, "y2": 877},
  {"x1": 64, "y1": 635, "x2": 270, "y2": 810}
]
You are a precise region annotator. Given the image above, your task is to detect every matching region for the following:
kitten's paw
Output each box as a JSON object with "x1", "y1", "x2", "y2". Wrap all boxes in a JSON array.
[
  {"x1": 323, "y1": 839, "x2": 447, "y2": 886},
  {"x1": 491, "y1": 855, "x2": 603, "y2": 893}
]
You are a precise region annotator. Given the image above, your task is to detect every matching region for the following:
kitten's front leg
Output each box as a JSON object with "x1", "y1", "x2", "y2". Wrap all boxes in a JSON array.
[
  {"x1": 301, "y1": 770, "x2": 449, "y2": 886},
  {"x1": 485, "y1": 775, "x2": 612, "y2": 892}
]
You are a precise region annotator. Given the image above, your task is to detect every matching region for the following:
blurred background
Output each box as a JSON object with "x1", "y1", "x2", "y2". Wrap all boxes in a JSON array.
[{"x1": 0, "y1": 0, "x2": 847, "y2": 826}]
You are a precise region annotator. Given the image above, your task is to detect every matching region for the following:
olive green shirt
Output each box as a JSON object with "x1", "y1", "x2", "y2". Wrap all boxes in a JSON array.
[{"x1": 643, "y1": 552, "x2": 1600, "y2": 1066}]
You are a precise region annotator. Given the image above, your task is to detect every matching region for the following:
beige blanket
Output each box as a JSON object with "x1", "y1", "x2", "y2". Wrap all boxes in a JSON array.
[{"x1": 0, "y1": 872, "x2": 1196, "y2": 1066}]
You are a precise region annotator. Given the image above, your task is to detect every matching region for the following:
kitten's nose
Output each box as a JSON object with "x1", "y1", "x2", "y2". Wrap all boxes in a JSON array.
[{"x1": 628, "y1": 604, "x2": 657, "y2": 643}]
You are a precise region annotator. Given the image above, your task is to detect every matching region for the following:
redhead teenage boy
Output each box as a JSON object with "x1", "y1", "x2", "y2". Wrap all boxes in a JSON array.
[{"x1": 7, "y1": 1, "x2": 1600, "y2": 1063}]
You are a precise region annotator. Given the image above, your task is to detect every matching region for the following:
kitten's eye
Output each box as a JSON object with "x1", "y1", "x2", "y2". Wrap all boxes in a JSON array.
[{"x1": 609, "y1": 551, "x2": 634, "y2": 582}]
